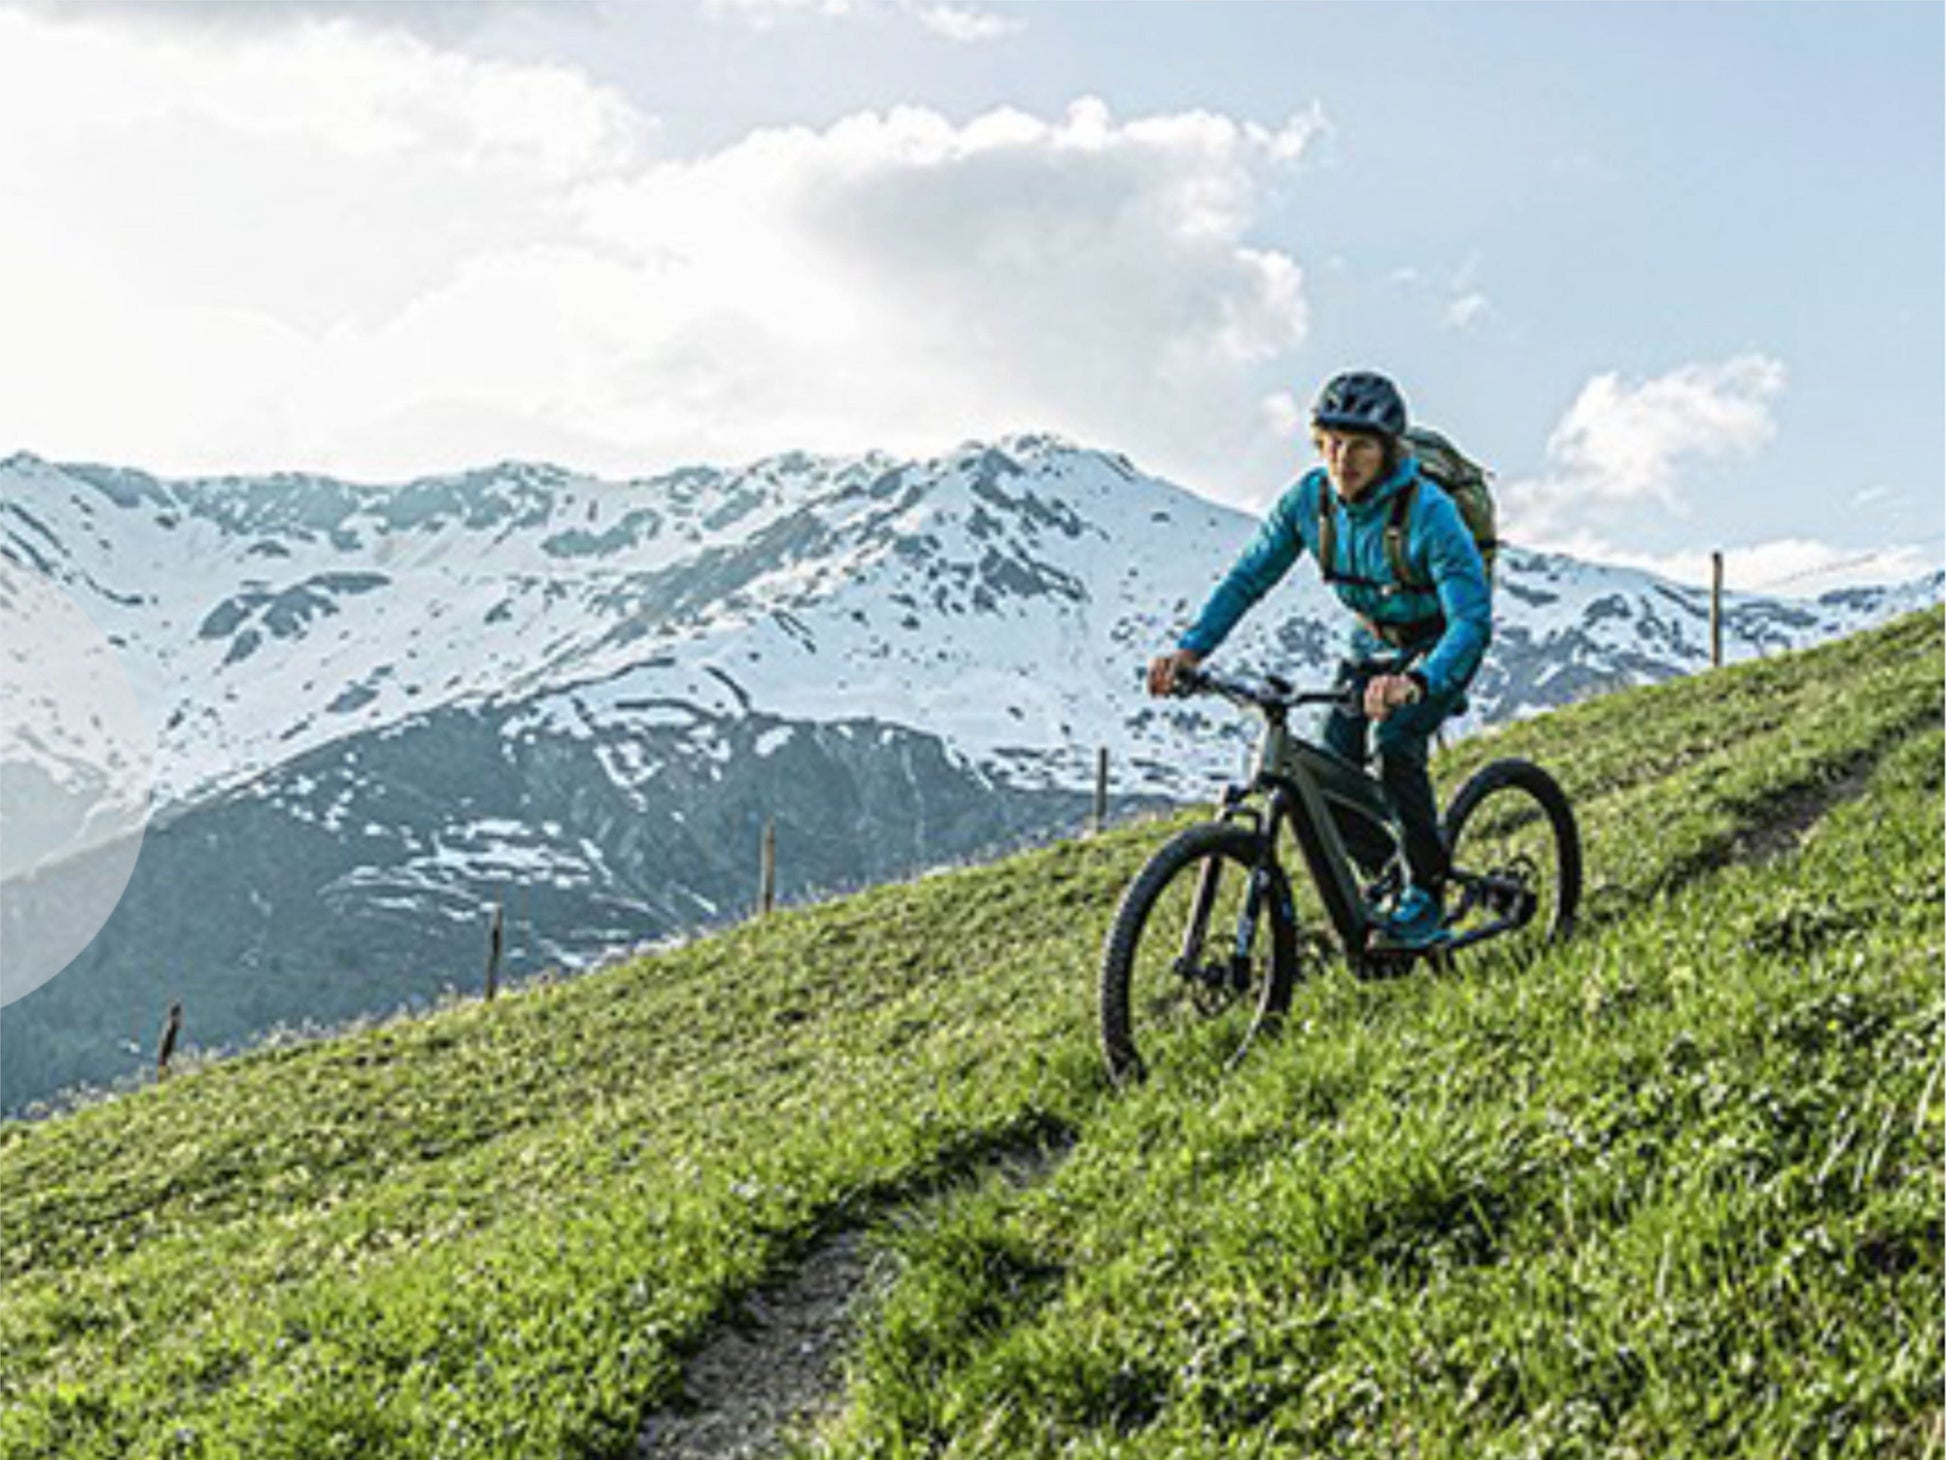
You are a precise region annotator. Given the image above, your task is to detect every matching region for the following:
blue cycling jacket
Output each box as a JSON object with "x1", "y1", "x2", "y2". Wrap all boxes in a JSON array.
[{"x1": 1178, "y1": 455, "x2": 1492, "y2": 699}]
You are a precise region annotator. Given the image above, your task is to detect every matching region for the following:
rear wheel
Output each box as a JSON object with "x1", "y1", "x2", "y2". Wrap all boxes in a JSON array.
[
  {"x1": 1098, "y1": 822, "x2": 1300, "y2": 1087},
  {"x1": 1441, "y1": 758, "x2": 1581, "y2": 960}
]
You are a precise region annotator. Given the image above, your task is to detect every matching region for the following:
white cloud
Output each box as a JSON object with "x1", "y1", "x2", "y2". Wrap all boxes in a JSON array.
[
  {"x1": 0, "y1": 12, "x2": 1322, "y2": 489},
  {"x1": 910, "y1": 3, "x2": 1024, "y2": 42},
  {"x1": 1385, "y1": 257, "x2": 1495, "y2": 334},
  {"x1": 1720, "y1": 538, "x2": 1937, "y2": 593},
  {"x1": 1443, "y1": 290, "x2": 1491, "y2": 331},
  {"x1": 1, "y1": 12, "x2": 644, "y2": 172},
  {"x1": 1540, "y1": 532, "x2": 1938, "y2": 596},
  {"x1": 1502, "y1": 355, "x2": 1787, "y2": 544},
  {"x1": 701, "y1": 0, "x2": 1021, "y2": 40},
  {"x1": 1259, "y1": 390, "x2": 1305, "y2": 439},
  {"x1": 1543, "y1": 355, "x2": 1786, "y2": 507},
  {"x1": 1500, "y1": 356, "x2": 1935, "y2": 597},
  {"x1": 702, "y1": 0, "x2": 858, "y2": 26}
]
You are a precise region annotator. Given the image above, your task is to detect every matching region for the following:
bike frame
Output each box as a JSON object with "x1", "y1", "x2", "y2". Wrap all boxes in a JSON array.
[
  {"x1": 1186, "y1": 667, "x2": 1534, "y2": 963},
  {"x1": 1215, "y1": 691, "x2": 1390, "y2": 955}
]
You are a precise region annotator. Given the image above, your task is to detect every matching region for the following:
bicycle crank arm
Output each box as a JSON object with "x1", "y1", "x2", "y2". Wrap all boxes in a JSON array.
[{"x1": 1441, "y1": 917, "x2": 1522, "y2": 953}]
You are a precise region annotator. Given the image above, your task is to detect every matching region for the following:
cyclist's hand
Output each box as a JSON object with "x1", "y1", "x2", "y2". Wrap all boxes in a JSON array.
[
  {"x1": 1147, "y1": 649, "x2": 1204, "y2": 697},
  {"x1": 1364, "y1": 673, "x2": 1423, "y2": 721}
]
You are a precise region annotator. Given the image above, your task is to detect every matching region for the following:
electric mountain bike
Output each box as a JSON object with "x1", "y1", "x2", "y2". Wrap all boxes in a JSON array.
[{"x1": 1099, "y1": 663, "x2": 1582, "y2": 1086}]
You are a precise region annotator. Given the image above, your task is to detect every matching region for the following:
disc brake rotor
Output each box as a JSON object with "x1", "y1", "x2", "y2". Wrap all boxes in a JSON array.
[
  {"x1": 1188, "y1": 964, "x2": 1241, "y2": 1015},
  {"x1": 1489, "y1": 853, "x2": 1539, "y2": 920}
]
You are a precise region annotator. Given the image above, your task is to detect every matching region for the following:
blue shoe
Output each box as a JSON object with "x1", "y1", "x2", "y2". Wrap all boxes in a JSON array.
[{"x1": 1376, "y1": 885, "x2": 1449, "y2": 948}]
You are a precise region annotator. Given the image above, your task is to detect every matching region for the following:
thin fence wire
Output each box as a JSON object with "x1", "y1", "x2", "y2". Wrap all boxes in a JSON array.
[{"x1": 1739, "y1": 534, "x2": 1946, "y2": 593}]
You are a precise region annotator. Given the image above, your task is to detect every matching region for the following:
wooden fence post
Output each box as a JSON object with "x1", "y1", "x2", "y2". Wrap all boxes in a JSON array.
[
  {"x1": 1710, "y1": 551, "x2": 1724, "y2": 668},
  {"x1": 1092, "y1": 746, "x2": 1109, "y2": 835},
  {"x1": 519, "y1": 882, "x2": 531, "y2": 978},
  {"x1": 485, "y1": 898, "x2": 504, "y2": 1001},
  {"x1": 760, "y1": 818, "x2": 777, "y2": 917},
  {"x1": 156, "y1": 1002, "x2": 182, "y2": 1080}
]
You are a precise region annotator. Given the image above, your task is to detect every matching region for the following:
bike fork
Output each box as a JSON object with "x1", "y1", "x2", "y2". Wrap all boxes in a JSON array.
[
  {"x1": 1178, "y1": 853, "x2": 1224, "y2": 971},
  {"x1": 1229, "y1": 870, "x2": 1269, "y2": 991},
  {"x1": 1177, "y1": 854, "x2": 1268, "y2": 991}
]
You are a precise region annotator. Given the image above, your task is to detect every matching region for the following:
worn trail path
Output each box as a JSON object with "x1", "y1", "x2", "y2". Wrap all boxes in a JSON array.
[
  {"x1": 635, "y1": 1229, "x2": 880, "y2": 1459},
  {"x1": 636, "y1": 1141, "x2": 1069, "y2": 1458}
]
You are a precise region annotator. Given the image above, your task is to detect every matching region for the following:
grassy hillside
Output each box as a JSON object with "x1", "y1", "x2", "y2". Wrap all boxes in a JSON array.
[{"x1": 3, "y1": 611, "x2": 1940, "y2": 1459}]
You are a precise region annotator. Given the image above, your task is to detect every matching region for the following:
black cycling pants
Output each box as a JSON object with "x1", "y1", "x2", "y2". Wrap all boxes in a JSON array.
[{"x1": 1321, "y1": 659, "x2": 1460, "y2": 892}]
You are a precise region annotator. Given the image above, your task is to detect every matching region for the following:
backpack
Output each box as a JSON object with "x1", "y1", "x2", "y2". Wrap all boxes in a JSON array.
[{"x1": 1316, "y1": 425, "x2": 1498, "y2": 595}]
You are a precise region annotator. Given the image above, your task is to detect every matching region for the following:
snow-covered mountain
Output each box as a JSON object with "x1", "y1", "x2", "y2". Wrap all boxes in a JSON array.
[
  {"x1": 2, "y1": 437, "x2": 1937, "y2": 1113},
  {"x1": 7, "y1": 436, "x2": 1933, "y2": 809}
]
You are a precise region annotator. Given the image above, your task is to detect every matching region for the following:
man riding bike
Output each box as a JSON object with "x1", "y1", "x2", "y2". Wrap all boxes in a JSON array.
[{"x1": 1147, "y1": 370, "x2": 1492, "y2": 948}]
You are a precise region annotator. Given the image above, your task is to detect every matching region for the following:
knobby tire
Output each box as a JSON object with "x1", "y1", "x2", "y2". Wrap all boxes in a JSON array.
[{"x1": 1442, "y1": 757, "x2": 1583, "y2": 946}]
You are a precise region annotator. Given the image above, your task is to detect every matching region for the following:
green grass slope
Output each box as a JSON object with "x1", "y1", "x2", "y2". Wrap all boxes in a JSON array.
[{"x1": 3, "y1": 611, "x2": 1940, "y2": 1459}]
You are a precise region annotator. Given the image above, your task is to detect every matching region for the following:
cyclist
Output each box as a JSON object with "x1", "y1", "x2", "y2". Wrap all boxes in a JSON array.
[{"x1": 1146, "y1": 370, "x2": 1492, "y2": 947}]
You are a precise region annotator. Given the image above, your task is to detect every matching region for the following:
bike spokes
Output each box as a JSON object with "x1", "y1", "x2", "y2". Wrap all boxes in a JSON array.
[
  {"x1": 1099, "y1": 823, "x2": 1299, "y2": 1086},
  {"x1": 1142, "y1": 858, "x2": 1262, "y2": 1031}
]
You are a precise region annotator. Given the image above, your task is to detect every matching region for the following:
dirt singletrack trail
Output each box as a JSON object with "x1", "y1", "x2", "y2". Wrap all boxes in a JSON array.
[
  {"x1": 635, "y1": 1229, "x2": 881, "y2": 1458},
  {"x1": 636, "y1": 1138, "x2": 1070, "y2": 1458}
]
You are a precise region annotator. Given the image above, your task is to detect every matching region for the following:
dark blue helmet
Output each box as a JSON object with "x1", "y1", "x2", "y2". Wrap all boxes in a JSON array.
[{"x1": 1311, "y1": 371, "x2": 1408, "y2": 439}]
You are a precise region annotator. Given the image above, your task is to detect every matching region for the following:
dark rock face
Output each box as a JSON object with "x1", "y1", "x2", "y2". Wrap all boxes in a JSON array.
[{"x1": 1, "y1": 699, "x2": 1157, "y2": 1116}]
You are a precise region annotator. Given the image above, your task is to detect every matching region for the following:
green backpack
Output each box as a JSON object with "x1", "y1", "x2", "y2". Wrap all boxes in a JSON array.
[{"x1": 1317, "y1": 425, "x2": 1498, "y2": 594}]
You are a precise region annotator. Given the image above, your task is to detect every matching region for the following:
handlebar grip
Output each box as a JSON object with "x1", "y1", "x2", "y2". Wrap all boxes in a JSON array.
[{"x1": 1172, "y1": 664, "x2": 1211, "y2": 696}]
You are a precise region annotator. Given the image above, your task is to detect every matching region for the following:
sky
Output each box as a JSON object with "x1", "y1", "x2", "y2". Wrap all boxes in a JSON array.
[{"x1": 1, "y1": 0, "x2": 1941, "y2": 595}]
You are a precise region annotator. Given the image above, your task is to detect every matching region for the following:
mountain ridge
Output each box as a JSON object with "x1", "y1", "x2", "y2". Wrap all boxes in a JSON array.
[{"x1": 7, "y1": 435, "x2": 1937, "y2": 814}]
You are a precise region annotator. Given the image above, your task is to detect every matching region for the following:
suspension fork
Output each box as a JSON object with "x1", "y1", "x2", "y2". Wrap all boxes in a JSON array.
[
  {"x1": 1227, "y1": 875, "x2": 1274, "y2": 990},
  {"x1": 1178, "y1": 851, "x2": 1225, "y2": 973},
  {"x1": 1226, "y1": 798, "x2": 1291, "y2": 986},
  {"x1": 1180, "y1": 786, "x2": 1275, "y2": 985}
]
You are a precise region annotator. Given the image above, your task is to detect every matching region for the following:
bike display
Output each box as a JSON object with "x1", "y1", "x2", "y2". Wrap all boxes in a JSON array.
[{"x1": 1099, "y1": 664, "x2": 1582, "y2": 1086}]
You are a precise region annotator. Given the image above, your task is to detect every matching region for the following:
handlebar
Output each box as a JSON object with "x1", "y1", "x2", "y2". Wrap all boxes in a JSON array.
[{"x1": 1173, "y1": 664, "x2": 1351, "y2": 714}]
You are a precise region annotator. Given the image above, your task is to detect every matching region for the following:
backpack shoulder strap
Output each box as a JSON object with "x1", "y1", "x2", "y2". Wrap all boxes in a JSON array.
[
  {"x1": 1315, "y1": 478, "x2": 1340, "y2": 582},
  {"x1": 1384, "y1": 478, "x2": 1424, "y2": 591}
]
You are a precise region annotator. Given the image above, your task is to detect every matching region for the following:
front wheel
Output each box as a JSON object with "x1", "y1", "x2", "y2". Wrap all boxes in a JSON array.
[
  {"x1": 1098, "y1": 822, "x2": 1301, "y2": 1087},
  {"x1": 1441, "y1": 758, "x2": 1582, "y2": 958}
]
